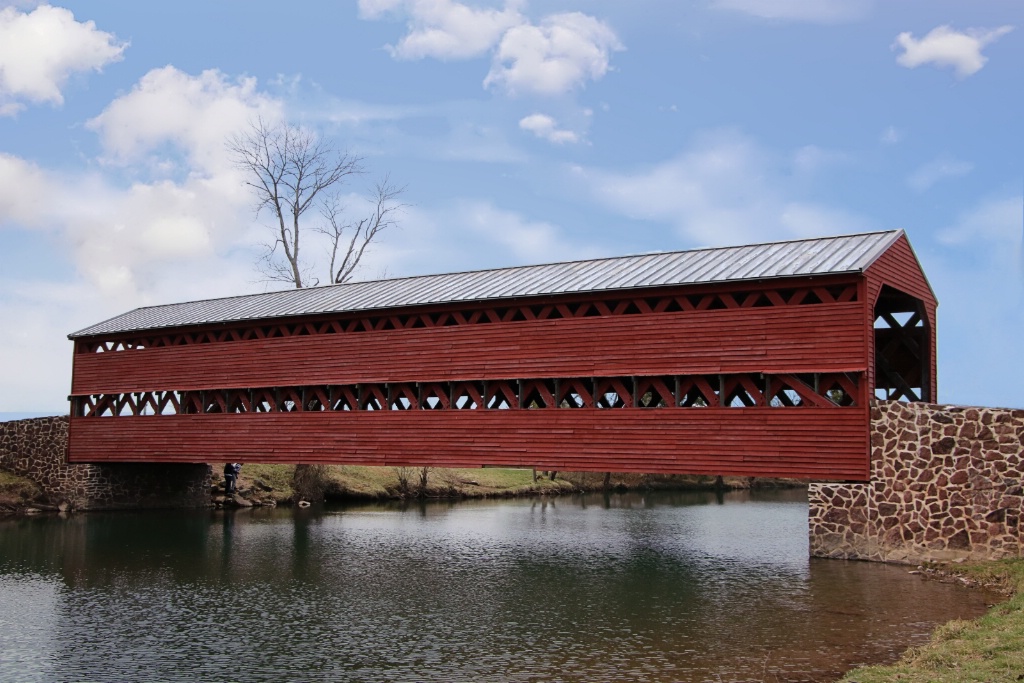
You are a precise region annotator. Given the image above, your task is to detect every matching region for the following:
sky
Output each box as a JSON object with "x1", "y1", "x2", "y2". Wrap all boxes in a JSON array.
[{"x1": 0, "y1": 0, "x2": 1021, "y2": 419}]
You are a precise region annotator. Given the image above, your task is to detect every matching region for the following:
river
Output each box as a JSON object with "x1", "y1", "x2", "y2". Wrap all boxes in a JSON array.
[{"x1": 0, "y1": 489, "x2": 995, "y2": 682}]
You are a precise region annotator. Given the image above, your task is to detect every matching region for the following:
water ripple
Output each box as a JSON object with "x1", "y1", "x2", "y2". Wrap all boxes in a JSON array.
[{"x1": 0, "y1": 490, "x2": 996, "y2": 682}]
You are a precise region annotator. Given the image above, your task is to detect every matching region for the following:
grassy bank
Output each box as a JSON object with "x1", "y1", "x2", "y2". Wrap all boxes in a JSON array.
[
  {"x1": 0, "y1": 461, "x2": 796, "y2": 512},
  {"x1": 225, "y1": 463, "x2": 778, "y2": 505},
  {"x1": 840, "y1": 559, "x2": 1024, "y2": 682},
  {"x1": 232, "y1": 463, "x2": 578, "y2": 503}
]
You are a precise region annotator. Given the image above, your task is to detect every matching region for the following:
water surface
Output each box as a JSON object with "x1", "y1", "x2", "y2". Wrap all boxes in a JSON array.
[{"x1": 0, "y1": 490, "x2": 995, "y2": 682}]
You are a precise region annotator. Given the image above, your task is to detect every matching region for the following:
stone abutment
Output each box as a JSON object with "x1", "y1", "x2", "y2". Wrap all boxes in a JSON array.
[
  {"x1": 0, "y1": 416, "x2": 210, "y2": 510},
  {"x1": 810, "y1": 400, "x2": 1024, "y2": 563}
]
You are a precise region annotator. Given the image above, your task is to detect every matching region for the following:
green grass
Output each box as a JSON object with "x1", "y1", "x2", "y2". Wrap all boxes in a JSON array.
[
  {"x1": 220, "y1": 463, "x2": 583, "y2": 502},
  {"x1": 228, "y1": 462, "x2": 297, "y2": 502},
  {"x1": 331, "y1": 465, "x2": 583, "y2": 498},
  {"x1": 312, "y1": 467, "x2": 741, "y2": 499},
  {"x1": 840, "y1": 559, "x2": 1024, "y2": 683},
  {"x1": 217, "y1": 465, "x2": 789, "y2": 503},
  {"x1": 326, "y1": 465, "x2": 565, "y2": 498}
]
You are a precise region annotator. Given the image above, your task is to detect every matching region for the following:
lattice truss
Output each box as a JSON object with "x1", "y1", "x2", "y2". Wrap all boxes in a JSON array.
[
  {"x1": 873, "y1": 286, "x2": 931, "y2": 402},
  {"x1": 76, "y1": 284, "x2": 859, "y2": 353},
  {"x1": 73, "y1": 372, "x2": 860, "y2": 417}
]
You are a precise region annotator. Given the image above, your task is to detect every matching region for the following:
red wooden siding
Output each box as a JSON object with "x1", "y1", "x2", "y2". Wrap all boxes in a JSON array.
[
  {"x1": 71, "y1": 303, "x2": 867, "y2": 394},
  {"x1": 67, "y1": 262, "x2": 897, "y2": 479},
  {"x1": 68, "y1": 408, "x2": 869, "y2": 480},
  {"x1": 866, "y1": 234, "x2": 936, "y2": 305},
  {"x1": 74, "y1": 275, "x2": 862, "y2": 353},
  {"x1": 864, "y1": 234, "x2": 938, "y2": 401}
]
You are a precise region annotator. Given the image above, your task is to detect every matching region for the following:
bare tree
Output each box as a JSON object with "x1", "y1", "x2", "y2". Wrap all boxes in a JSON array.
[
  {"x1": 228, "y1": 117, "x2": 403, "y2": 288},
  {"x1": 229, "y1": 118, "x2": 404, "y2": 496},
  {"x1": 393, "y1": 466, "x2": 415, "y2": 497},
  {"x1": 318, "y1": 177, "x2": 404, "y2": 285},
  {"x1": 292, "y1": 463, "x2": 330, "y2": 503},
  {"x1": 417, "y1": 466, "x2": 431, "y2": 496}
]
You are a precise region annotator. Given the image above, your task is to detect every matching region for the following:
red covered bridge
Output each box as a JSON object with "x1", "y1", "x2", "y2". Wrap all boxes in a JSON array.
[{"x1": 67, "y1": 230, "x2": 935, "y2": 481}]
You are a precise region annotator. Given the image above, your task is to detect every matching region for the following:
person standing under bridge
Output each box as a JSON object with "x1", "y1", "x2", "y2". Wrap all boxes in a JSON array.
[{"x1": 224, "y1": 462, "x2": 241, "y2": 494}]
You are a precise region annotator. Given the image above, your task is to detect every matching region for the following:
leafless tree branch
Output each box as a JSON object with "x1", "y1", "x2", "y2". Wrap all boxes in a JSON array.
[
  {"x1": 317, "y1": 175, "x2": 407, "y2": 285},
  {"x1": 228, "y1": 117, "x2": 367, "y2": 289}
]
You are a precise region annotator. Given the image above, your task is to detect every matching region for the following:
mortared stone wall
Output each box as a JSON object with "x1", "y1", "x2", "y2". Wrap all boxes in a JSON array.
[
  {"x1": 810, "y1": 400, "x2": 1024, "y2": 563},
  {"x1": 0, "y1": 415, "x2": 210, "y2": 510}
]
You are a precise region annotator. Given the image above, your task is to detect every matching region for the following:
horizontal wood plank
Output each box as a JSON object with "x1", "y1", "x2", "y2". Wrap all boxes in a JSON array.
[
  {"x1": 72, "y1": 304, "x2": 867, "y2": 393},
  {"x1": 68, "y1": 408, "x2": 869, "y2": 481}
]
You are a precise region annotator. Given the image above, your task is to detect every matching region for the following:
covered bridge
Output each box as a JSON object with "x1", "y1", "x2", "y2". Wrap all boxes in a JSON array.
[{"x1": 67, "y1": 229, "x2": 936, "y2": 481}]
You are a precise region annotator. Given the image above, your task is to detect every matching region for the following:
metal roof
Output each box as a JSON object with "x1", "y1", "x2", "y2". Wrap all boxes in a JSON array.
[{"x1": 70, "y1": 229, "x2": 904, "y2": 338}]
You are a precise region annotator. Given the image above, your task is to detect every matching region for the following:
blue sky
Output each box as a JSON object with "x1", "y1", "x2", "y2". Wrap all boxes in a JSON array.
[{"x1": 0, "y1": 0, "x2": 1021, "y2": 418}]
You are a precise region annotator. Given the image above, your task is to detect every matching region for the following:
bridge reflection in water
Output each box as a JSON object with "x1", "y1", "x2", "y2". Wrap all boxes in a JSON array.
[{"x1": 0, "y1": 491, "x2": 993, "y2": 683}]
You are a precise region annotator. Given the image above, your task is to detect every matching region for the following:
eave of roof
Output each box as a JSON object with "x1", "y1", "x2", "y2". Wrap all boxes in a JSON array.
[{"x1": 69, "y1": 229, "x2": 904, "y2": 339}]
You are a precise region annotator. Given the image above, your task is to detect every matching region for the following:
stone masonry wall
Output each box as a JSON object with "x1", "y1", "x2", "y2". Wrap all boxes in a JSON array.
[
  {"x1": 0, "y1": 416, "x2": 211, "y2": 510},
  {"x1": 810, "y1": 401, "x2": 1024, "y2": 563}
]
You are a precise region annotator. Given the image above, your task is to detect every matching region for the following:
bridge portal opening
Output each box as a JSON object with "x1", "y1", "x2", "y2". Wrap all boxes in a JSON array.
[{"x1": 873, "y1": 285, "x2": 931, "y2": 402}]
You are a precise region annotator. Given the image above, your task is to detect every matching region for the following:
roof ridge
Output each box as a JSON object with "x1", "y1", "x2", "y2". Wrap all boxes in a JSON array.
[
  {"x1": 68, "y1": 229, "x2": 904, "y2": 338},
  {"x1": 107, "y1": 229, "x2": 902, "y2": 316}
]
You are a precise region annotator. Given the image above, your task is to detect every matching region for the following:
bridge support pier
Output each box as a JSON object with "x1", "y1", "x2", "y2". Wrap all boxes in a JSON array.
[
  {"x1": 1, "y1": 416, "x2": 211, "y2": 510},
  {"x1": 809, "y1": 400, "x2": 1024, "y2": 563}
]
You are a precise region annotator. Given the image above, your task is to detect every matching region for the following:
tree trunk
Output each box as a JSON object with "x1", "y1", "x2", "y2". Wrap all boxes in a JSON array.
[{"x1": 418, "y1": 467, "x2": 430, "y2": 496}]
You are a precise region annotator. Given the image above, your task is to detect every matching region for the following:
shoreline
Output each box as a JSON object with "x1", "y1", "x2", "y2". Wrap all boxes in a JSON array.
[
  {"x1": 0, "y1": 462, "x2": 803, "y2": 515},
  {"x1": 838, "y1": 558, "x2": 1024, "y2": 682},
  {"x1": 4, "y1": 462, "x2": 1020, "y2": 680},
  {"x1": 208, "y1": 463, "x2": 802, "y2": 509}
]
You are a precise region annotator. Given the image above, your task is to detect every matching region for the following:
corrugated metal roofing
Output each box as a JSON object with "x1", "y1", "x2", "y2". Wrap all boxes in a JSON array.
[{"x1": 70, "y1": 229, "x2": 904, "y2": 338}]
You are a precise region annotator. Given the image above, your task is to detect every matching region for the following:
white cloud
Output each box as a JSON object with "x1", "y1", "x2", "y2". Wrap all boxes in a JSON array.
[
  {"x1": 936, "y1": 194, "x2": 1023, "y2": 246},
  {"x1": 0, "y1": 153, "x2": 50, "y2": 225},
  {"x1": 0, "y1": 156, "x2": 252, "y2": 296},
  {"x1": 907, "y1": 156, "x2": 973, "y2": 192},
  {"x1": 0, "y1": 148, "x2": 262, "y2": 411},
  {"x1": 67, "y1": 177, "x2": 246, "y2": 293},
  {"x1": 74, "y1": 67, "x2": 285, "y2": 292},
  {"x1": 454, "y1": 199, "x2": 582, "y2": 262},
  {"x1": 0, "y1": 279, "x2": 93, "y2": 412},
  {"x1": 358, "y1": 2, "x2": 622, "y2": 96},
  {"x1": 519, "y1": 113, "x2": 579, "y2": 144},
  {"x1": 356, "y1": 0, "x2": 403, "y2": 14},
  {"x1": 0, "y1": 67, "x2": 286, "y2": 297},
  {"x1": 712, "y1": 0, "x2": 871, "y2": 24},
  {"x1": 893, "y1": 25, "x2": 1014, "y2": 78},
  {"x1": 87, "y1": 66, "x2": 282, "y2": 174},
  {"x1": 484, "y1": 12, "x2": 622, "y2": 96},
  {"x1": 360, "y1": 0, "x2": 523, "y2": 60},
  {"x1": 0, "y1": 253, "x2": 259, "y2": 412},
  {"x1": 0, "y1": 5, "x2": 125, "y2": 115},
  {"x1": 578, "y1": 129, "x2": 872, "y2": 246}
]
